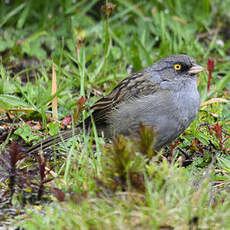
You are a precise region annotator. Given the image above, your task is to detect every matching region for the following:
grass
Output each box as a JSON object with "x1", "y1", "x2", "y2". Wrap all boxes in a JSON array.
[{"x1": 0, "y1": 0, "x2": 230, "y2": 229}]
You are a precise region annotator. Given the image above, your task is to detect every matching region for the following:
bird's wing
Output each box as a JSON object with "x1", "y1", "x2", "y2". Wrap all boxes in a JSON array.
[{"x1": 90, "y1": 71, "x2": 160, "y2": 124}]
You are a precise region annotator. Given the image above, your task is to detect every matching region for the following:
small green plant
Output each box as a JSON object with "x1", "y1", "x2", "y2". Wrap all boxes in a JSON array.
[
  {"x1": 98, "y1": 124, "x2": 157, "y2": 192},
  {"x1": 14, "y1": 123, "x2": 39, "y2": 143}
]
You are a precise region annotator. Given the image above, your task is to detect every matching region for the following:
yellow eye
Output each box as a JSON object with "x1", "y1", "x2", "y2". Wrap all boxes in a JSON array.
[{"x1": 174, "y1": 64, "x2": 181, "y2": 70}]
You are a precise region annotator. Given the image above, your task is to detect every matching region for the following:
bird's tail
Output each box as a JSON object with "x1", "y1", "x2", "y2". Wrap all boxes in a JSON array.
[{"x1": 25, "y1": 126, "x2": 83, "y2": 155}]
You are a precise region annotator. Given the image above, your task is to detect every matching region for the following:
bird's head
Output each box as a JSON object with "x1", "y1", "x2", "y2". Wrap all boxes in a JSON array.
[{"x1": 150, "y1": 54, "x2": 204, "y2": 82}]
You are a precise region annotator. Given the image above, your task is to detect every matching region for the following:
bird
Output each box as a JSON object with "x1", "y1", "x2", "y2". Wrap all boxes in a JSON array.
[{"x1": 26, "y1": 54, "x2": 204, "y2": 154}]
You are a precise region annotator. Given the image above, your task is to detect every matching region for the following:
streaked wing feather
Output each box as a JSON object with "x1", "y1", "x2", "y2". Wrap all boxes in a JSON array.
[{"x1": 91, "y1": 71, "x2": 159, "y2": 124}]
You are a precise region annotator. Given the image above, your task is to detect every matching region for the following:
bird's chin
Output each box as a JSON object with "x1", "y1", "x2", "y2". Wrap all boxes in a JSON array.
[
  {"x1": 175, "y1": 74, "x2": 197, "y2": 81},
  {"x1": 188, "y1": 74, "x2": 198, "y2": 78}
]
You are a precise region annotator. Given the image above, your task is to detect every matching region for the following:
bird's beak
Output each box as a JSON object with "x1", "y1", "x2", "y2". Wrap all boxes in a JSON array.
[{"x1": 188, "y1": 64, "x2": 205, "y2": 75}]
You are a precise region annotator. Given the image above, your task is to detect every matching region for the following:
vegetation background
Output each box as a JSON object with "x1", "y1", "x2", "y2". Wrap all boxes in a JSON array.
[{"x1": 0, "y1": 0, "x2": 230, "y2": 229}]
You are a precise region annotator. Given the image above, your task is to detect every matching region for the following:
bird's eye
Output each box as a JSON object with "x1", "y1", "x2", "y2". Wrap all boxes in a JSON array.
[{"x1": 174, "y1": 64, "x2": 181, "y2": 71}]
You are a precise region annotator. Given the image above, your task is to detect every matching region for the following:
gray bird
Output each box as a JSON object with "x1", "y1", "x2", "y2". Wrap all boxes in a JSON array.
[{"x1": 27, "y1": 54, "x2": 204, "y2": 154}]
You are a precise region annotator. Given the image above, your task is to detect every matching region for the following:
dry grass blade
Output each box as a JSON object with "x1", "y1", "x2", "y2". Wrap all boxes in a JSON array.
[
  {"x1": 200, "y1": 98, "x2": 229, "y2": 107},
  {"x1": 52, "y1": 60, "x2": 58, "y2": 121}
]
